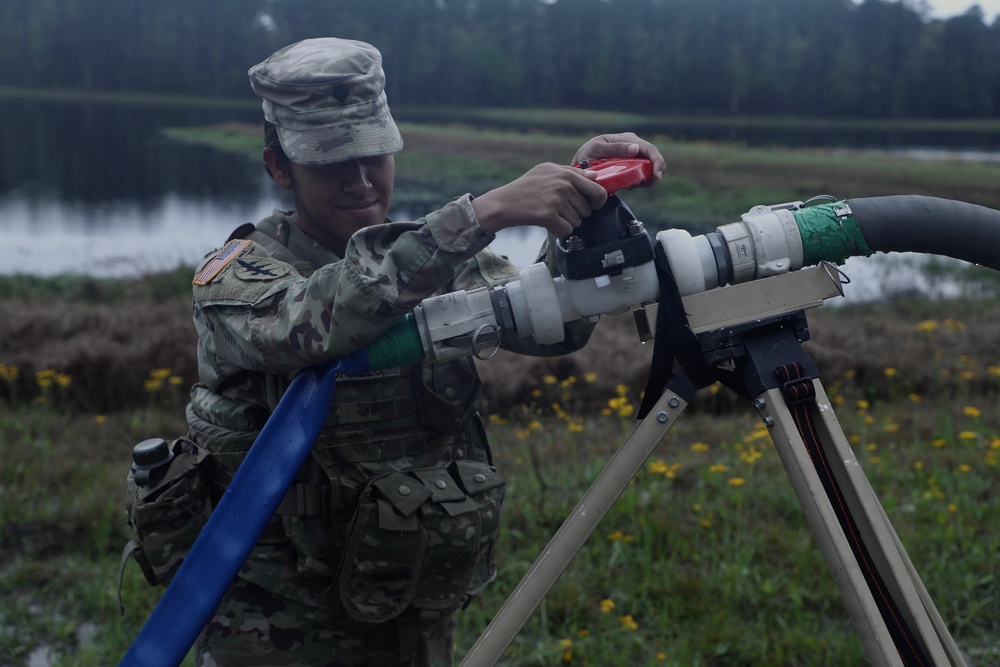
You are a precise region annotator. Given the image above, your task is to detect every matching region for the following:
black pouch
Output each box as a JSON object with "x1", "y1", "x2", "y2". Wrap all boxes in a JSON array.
[
  {"x1": 338, "y1": 460, "x2": 505, "y2": 622},
  {"x1": 117, "y1": 437, "x2": 213, "y2": 612}
]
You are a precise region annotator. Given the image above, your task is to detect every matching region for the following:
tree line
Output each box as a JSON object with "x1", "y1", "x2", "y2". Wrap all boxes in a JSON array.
[{"x1": 2, "y1": 0, "x2": 999, "y2": 120}]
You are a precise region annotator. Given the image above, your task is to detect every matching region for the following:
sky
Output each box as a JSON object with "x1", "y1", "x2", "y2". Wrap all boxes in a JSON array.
[{"x1": 922, "y1": 0, "x2": 1000, "y2": 21}]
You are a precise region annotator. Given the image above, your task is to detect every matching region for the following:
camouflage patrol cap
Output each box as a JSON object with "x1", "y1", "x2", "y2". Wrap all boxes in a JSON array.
[{"x1": 248, "y1": 38, "x2": 403, "y2": 166}]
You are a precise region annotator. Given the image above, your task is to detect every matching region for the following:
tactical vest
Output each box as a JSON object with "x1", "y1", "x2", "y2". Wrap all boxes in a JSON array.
[{"x1": 185, "y1": 215, "x2": 502, "y2": 618}]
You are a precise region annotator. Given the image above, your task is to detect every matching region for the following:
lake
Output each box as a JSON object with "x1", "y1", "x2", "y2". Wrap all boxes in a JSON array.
[
  {"x1": 2, "y1": 95, "x2": 997, "y2": 303},
  {"x1": 0, "y1": 95, "x2": 557, "y2": 276}
]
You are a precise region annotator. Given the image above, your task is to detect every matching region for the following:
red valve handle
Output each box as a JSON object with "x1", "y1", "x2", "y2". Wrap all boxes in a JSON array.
[{"x1": 573, "y1": 158, "x2": 654, "y2": 194}]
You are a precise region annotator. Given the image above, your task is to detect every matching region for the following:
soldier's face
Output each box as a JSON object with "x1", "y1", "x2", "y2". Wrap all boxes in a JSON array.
[{"x1": 287, "y1": 154, "x2": 395, "y2": 252}]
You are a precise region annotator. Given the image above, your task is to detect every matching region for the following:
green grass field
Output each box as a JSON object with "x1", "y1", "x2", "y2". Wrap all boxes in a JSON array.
[
  {"x1": 2, "y1": 117, "x2": 1000, "y2": 665},
  {"x1": 163, "y1": 118, "x2": 1000, "y2": 233},
  {"x1": 2, "y1": 355, "x2": 998, "y2": 665}
]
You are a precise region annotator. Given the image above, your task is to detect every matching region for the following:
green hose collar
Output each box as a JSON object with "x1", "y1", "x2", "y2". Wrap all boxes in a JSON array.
[
  {"x1": 793, "y1": 202, "x2": 874, "y2": 267},
  {"x1": 366, "y1": 313, "x2": 425, "y2": 370}
]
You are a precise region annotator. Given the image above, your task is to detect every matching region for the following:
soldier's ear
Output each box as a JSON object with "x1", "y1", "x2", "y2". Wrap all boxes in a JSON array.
[{"x1": 263, "y1": 147, "x2": 294, "y2": 190}]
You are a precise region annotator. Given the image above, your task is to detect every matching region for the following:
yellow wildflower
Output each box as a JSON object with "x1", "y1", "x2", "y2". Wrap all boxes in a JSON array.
[
  {"x1": 36, "y1": 369, "x2": 56, "y2": 388},
  {"x1": 559, "y1": 638, "x2": 573, "y2": 663},
  {"x1": 607, "y1": 395, "x2": 634, "y2": 418},
  {"x1": 728, "y1": 477, "x2": 746, "y2": 487},
  {"x1": 963, "y1": 406, "x2": 982, "y2": 418},
  {"x1": 619, "y1": 615, "x2": 639, "y2": 631},
  {"x1": 600, "y1": 598, "x2": 615, "y2": 613}
]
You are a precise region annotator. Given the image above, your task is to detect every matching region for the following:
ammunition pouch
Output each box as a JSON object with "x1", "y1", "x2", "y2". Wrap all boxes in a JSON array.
[
  {"x1": 338, "y1": 460, "x2": 505, "y2": 623},
  {"x1": 117, "y1": 437, "x2": 213, "y2": 613}
]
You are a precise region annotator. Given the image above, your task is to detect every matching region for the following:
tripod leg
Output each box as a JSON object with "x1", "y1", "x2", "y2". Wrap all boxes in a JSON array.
[
  {"x1": 871, "y1": 494, "x2": 970, "y2": 666},
  {"x1": 459, "y1": 388, "x2": 691, "y2": 667},
  {"x1": 758, "y1": 380, "x2": 967, "y2": 667}
]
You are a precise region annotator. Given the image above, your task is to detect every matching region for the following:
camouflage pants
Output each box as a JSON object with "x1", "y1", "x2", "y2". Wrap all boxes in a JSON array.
[{"x1": 195, "y1": 577, "x2": 457, "y2": 667}]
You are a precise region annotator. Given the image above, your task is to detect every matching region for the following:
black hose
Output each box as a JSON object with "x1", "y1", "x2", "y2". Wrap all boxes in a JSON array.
[{"x1": 847, "y1": 195, "x2": 1000, "y2": 271}]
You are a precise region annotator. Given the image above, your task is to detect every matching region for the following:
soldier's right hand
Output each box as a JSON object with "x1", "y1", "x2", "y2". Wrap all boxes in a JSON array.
[{"x1": 471, "y1": 163, "x2": 608, "y2": 238}]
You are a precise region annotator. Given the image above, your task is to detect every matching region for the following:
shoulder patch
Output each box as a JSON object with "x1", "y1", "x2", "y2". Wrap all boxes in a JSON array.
[
  {"x1": 233, "y1": 257, "x2": 290, "y2": 282},
  {"x1": 193, "y1": 239, "x2": 253, "y2": 286}
]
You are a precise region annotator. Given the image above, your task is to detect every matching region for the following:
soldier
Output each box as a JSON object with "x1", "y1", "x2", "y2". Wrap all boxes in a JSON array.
[{"x1": 184, "y1": 37, "x2": 665, "y2": 666}]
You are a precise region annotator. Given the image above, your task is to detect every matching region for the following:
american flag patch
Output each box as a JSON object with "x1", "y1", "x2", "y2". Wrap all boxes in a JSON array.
[{"x1": 193, "y1": 239, "x2": 253, "y2": 286}]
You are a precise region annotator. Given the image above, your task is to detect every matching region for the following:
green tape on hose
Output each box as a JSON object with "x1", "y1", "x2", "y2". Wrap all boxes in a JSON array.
[
  {"x1": 366, "y1": 313, "x2": 426, "y2": 370},
  {"x1": 793, "y1": 202, "x2": 874, "y2": 267}
]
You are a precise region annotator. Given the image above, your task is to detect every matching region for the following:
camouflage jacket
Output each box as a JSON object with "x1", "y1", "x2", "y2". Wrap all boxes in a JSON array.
[{"x1": 184, "y1": 195, "x2": 594, "y2": 609}]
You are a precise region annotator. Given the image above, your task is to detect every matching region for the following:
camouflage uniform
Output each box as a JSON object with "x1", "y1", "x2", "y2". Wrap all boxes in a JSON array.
[
  {"x1": 186, "y1": 201, "x2": 592, "y2": 666},
  {"x1": 173, "y1": 36, "x2": 594, "y2": 667}
]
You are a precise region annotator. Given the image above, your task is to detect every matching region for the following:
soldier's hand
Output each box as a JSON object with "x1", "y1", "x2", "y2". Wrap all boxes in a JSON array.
[
  {"x1": 471, "y1": 163, "x2": 608, "y2": 238},
  {"x1": 572, "y1": 132, "x2": 666, "y2": 187}
]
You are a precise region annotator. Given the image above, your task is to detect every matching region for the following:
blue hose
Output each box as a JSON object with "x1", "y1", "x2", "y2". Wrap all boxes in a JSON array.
[{"x1": 119, "y1": 350, "x2": 372, "y2": 667}]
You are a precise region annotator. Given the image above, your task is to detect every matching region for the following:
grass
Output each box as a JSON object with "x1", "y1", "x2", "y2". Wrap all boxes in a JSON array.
[
  {"x1": 2, "y1": 281, "x2": 1000, "y2": 665},
  {"x1": 1, "y1": 347, "x2": 998, "y2": 665},
  {"x1": 3, "y1": 116, "x2": 1000, "y2": 664},
  {"x1": 161, "y1": 120, "x2": 1000, "y2": 233}
]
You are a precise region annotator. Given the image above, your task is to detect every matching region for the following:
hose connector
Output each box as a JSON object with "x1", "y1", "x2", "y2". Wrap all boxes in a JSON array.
[{"x1": 657, "y1": 202, "x2": 805, "y2": 297}]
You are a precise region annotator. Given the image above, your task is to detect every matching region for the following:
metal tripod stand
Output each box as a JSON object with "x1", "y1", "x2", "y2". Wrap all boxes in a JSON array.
[{"x1": 460, "y1": 264, "x2": 968, "y2": 667}]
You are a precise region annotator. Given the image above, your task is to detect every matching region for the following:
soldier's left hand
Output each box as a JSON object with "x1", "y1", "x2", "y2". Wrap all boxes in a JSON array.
[{"x1": 572, "y1": 132, "x2": 666, "y2": 187}]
